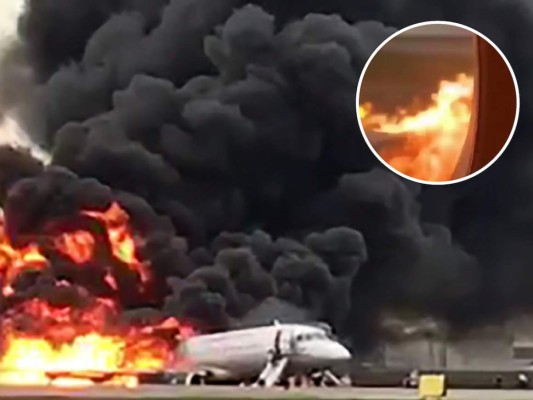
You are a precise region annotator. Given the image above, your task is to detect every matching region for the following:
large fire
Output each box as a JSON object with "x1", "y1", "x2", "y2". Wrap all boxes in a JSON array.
[
  {"x1": 359, "y1": 73, "x2": 475, "y2": 182},
  {"x1": 0, "y1": 202, "x2": 193, "y2": 387}
]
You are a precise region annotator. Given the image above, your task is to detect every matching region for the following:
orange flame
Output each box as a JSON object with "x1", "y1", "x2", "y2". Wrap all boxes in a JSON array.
[
  {"x1": 84, "y1": 203, "x2": 151, "y2": 284},
  {"x1": 0, "y1": 298, "x2": 186, "y2": 387},
  {"x1": 360, "y1": 73, "x2": 475, "y2": 181},
  {"x1": 0, "y1": 203, "x2": 193, "y2": 387},
  {"x1": 0, "y1": 219, "x2": 47, "y2": 296},
  {"x1": 55, "y1": 231, "x2": 96, "y2": 264}
]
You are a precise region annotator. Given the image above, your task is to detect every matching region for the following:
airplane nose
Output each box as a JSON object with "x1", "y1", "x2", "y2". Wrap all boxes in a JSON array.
[
  {"x1": 334, "y1": 344, "x2": 351, "y2": 360},
  {"x1": 299, "y1": 341, "x2": 352, "y2": 362}
]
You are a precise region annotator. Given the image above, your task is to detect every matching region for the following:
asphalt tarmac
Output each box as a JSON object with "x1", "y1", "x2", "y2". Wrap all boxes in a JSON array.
[{"x1": 0, "y1": 385, "x2": 531, "y2": 399}]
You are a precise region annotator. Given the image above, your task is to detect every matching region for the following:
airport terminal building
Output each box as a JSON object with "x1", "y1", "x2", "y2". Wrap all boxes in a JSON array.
[{"x1": 373, "y1": 317, "x2": 533, "y2": 370}]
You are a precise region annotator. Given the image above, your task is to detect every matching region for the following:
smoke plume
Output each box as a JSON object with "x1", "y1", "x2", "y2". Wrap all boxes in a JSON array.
[{"x1": 0, "y1": 0, "x2": 531, "y2": 353}]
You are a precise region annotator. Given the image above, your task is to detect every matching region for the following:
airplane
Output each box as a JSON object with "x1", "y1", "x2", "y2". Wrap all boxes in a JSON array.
[{"x1": 173, "y1": 320, "x2": 352, "y2": 388}]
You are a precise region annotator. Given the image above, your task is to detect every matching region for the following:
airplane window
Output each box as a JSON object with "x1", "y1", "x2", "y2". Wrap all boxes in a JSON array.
[
  {"x1": 359, "y1": 24, "x2": 478, "y2": 182},
  {"x1": 296, "y1": 332, "x2": 329, "y2": 341},
  {"x1": 358, "y1": 22, "x2": 519, "y2": 184}
]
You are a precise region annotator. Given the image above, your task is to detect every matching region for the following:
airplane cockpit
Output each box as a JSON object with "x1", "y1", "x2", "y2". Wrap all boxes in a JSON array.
[
  {"x1": 295, "y1": 331, "x2": 328, "y2": 342},
  {"x1": 301, "y1": 322, "x2": 336, "y2": 338}
]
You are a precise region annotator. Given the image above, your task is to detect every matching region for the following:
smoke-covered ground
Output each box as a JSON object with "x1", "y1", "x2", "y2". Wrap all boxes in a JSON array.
[{"x1": 0, "y1": 0, "x2": 531, "y2": 354}]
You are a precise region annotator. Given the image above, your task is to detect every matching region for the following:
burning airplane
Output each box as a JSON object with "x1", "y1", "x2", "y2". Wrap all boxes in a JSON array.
[
  {"x1": 0, "y1": 0, "x2": 526, "y2": 378},
  {"x1": 0, "y1": 200, "x2": 195, "y2": 387}
]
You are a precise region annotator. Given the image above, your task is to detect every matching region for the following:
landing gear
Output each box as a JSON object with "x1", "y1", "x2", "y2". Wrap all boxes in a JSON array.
[
  {"x1": 306, "y1": 369, "x2": 345, "y2": 387},
  {"x1": 279, "y1": 378, "x2": 290, "y2": 390},
  {"x1": 185, "y1": 372, "x2": 209, "y2": 386},
  {"x1": 293, "y1": 375, "x2": 304, "y2": 387},
  {"x1": 310, "y1": 370, "x2": 325, "y2": 387}
]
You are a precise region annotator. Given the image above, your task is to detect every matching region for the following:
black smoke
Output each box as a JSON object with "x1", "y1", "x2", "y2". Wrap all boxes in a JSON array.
[{"x1": 1, "y1": 0, "x2": 532, "y2": 352}]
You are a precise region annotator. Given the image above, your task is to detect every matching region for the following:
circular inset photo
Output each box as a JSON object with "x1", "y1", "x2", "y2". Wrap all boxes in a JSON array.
[{"x1": 356, "y1": 21, "x2": 519, "y2": 184}]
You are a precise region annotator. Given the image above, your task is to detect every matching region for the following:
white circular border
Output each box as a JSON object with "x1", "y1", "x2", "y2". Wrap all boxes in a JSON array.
[{"x1": 355, "y1": 20, "x2": 521, "y2": 186}]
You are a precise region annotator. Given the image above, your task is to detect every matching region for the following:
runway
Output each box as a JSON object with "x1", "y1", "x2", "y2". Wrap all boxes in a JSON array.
[{"x1": 0, "y1": 385, "x2": 531, "y2": 400}]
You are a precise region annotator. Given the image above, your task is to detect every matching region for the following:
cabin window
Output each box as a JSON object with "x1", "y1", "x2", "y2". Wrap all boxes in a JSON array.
[{"x1": 359, "y1": 24, "x2": 478, "y2": 182}]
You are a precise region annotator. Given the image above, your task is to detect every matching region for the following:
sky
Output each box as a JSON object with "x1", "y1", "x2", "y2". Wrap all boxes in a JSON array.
[
  {"x1": 0, "y1": 0, "x2": 49, "y2": 162},
  {"x1": 0, "y1": 0, "x2": 23, "y2": 47}
]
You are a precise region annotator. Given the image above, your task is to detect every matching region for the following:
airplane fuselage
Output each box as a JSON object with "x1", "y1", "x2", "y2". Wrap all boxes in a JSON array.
[{"x1": 176, "y1": 323, "x2": 351, "y2": 383}]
